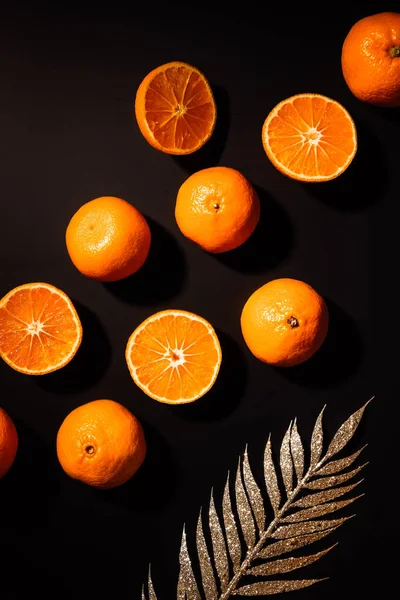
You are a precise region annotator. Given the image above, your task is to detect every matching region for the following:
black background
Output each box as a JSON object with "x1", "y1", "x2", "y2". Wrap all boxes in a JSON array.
[{"x1": 0, "y1": 3, "x2": 396, "y2": 599}]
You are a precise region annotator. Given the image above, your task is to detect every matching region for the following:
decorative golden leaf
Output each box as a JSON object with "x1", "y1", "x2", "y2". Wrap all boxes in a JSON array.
[
  {"x1": 147, "y1": 568, "x2": 157, "y2": 600},
  {"x1": 142, "y1": 400, "x2": 371, "y2": 600},
  {"x1": 249, "y1": 546, "x2": 335, "y2": 576},
  {"x1": 232, "y1": 579, "x2": 327, "y2": 595},
  {"x1": 259, "y1": 526, "x2": 341, "y2": 559},
  {"x1": 290, "y1": 420, "x2": 304, "y2": 483},
  {"x1": 209, "y1": 492, "x2": 229, "y2": 591},
  {"x1": 292, "y1": 480, "x2": 362, "y2": 508},
  {"x1": 310, "y1": 405, "x2": 325, "y2": 468},
  {"x1": 264, "y1": 435, "x2": 281, "y2": 515},
  {"x1": 307, "y1": 463, "x2": 367, "y2": 490},
  {"x1": 282, "y1": 495, "x2": 363, "y2": 523},
  {"x1": 178, "y1": 527, "x2": 201, "y2": 600},
  {"x1": 235, "y1": 457, "x2": 256, "y2": 550},
  {"x1": 272, "y1": 516, "x2": 353, "y2": 539},
  {"x1": 243, "y1": 446, "x2": 265, "y2": 532},
  {"x1": 197, "y1": 510, "x2": 218, "y2": 600},
  {"x1": 323, "y1": 399, "x2": 372, "y2": 462},
  {"x1": 318, "y1": 445, "x2": 367, "y2": 476},
  {"x1": 280, "y1": 421, "x2": 293, "y2": 496},
  {"x1": 223, "y1": 473, "x2": 241, "y2": 574}
]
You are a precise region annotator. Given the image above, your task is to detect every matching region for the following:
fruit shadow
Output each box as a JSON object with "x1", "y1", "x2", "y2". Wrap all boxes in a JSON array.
[
  {"x1": 103, "y1": 217, "x2": 187, "y2": 305},
  {"x1": 172, "y1": 330, "x2": 248, "y2": 422},
  {"x1": 374, "y1": 105, "x2": 400, "y2": 124},
  {"x1": 0, "y1": 420, "x2": 60, "y2": 528},
  {"x1": 275, "y1": 298, "x2": 364, "y2": 388},
  {"x1": 211, "y1": 185, "x2": 294, "y2": 273},
  {"x1": 172, "y1": 84, "x2": 230, "y2": 174},
  {"x1": 301, "y1": 119, "x2": 388, "y2": 211},
  {"x1": 90, "y1": 419, "x2": 178, "y2": 512},
  {"x1": 34, "y1": 301, "x2": 112, "y2": 394}
]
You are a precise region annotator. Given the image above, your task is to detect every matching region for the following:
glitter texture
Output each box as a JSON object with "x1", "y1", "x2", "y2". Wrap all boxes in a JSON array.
[
  {"x1": 142, "y1": 400, "x2": 372, "y2": 600},
  {"x1": 290, "y1": 420, "x2": 305, "y2": 482},
  {"x1": 235, "y1": 457, "x2": 256, "y2": 549},
  {"x1": 209, "y1": 493, "x2": 229, "y2": 591},
  {"x1": 293, "y1": 480, "x2": 362, "y2": 508},
  {"x1": 280, "y1": 421, "x2": 294, "y2": 495},
  {"x1": 197, "y1": 510, "x2": 217, "y2": 600},
  {"x1": 324, "y1": 400, "x2": 372, "y2": 462},
  {"x1": 249, "y1": 546, "x2": 334, "y2": 576},
  {"x1": 264, "y1": 435, "x2": 281, "y2": 515},
  {"x1": 307, "y1": 463, "x2": 367, "y2": 490},
  {"x1": 178, "y1": 528, "x2": 200, "y2": 600},
  {"x1": 243, "y1": 447, "x2": 265, "y2": 532},
  {"x1": 147, "y1": 569, "x2": 157, "y2": 600},
  {"x1": 310, "y1": 406, "x2": 325, "y2": 468},
  {"x1": 232, "y1": 579, "x2": 326, "y2": 595},
  {"x1": 259, "y1": 526, "x2": 341, "y2": 559},
  {"x1": 222, "y1": 473, "x2": 241, "y2": 573},
  {"x1": 282, "y1": 495, "x2": 363, "y2": 523},
  {"x1": 318, "y1": 445, "x2": 367, "y2": 476},
  {"x1": 272, "y1": 515, "x2": 353, "y2": 539}
]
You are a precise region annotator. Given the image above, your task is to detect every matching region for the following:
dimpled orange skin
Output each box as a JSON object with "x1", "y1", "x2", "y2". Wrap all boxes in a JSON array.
[
  {"x1": 0, "y1": 407, "x2": 18, "y2": 479},
  {"x1": 66, "y1": 196, "x2": 151, "y2": 282},
  {"x1": 56, "y1": 400, "x2": 146, "y2": 489},
  {"x1": 175, "y1": 166, "x2": 260, "y2": 253},
  {"x1": 341, "y1": 12, "x2": 400, "y2": 107},
  {"x1": 240, "y1": 278, "x2": 329, "y2": 367}
]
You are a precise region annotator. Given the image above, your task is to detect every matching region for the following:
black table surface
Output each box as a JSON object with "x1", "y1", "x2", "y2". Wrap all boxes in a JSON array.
[{"x1": 0, "y1": 3, "x2": 396, "y2": 599}]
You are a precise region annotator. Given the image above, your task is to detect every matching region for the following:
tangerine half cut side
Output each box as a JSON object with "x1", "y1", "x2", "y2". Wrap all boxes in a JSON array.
[
  {"x1": 262, "y1": 93, "x2": 357, "y2": 182},
  {"x1": 135, "y1": 61, "x2": 217, "y2": 155},
  {"x1": 0, "y1": 282, "x2": 82, "y2": 375},
  {"x1": 125, "y1": 309, "x2": 222, "y2": 404}
]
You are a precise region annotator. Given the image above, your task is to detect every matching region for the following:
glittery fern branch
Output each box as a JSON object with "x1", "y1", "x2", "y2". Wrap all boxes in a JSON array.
[{"x1": 142, "y1": 399, "x2": 372, "y2": 599}]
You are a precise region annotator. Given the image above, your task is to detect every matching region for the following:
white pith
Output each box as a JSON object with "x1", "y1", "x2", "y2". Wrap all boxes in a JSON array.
[
  {"x1": 126, "y1": 309, "x2": 222, "y2": 404},
  {"x1": 263, "y1": 93, "x2": 357, "y2": 182}
]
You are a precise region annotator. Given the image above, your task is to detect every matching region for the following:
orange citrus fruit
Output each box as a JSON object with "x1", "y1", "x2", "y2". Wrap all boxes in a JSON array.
[
  {"x1": 241, "y1": 278, "x2": 329, "y2": 367},
  {"x1": 56, "y1": 399, "x2": 146, "y2": 489},
  {"x1": 125, "y1": 309, "x2": 222, "y2": 404},
  {"x1": 0, "y1": 407, "x2": 18, "y2": 479},
  {"x1": 262, "y1": 93, "x2": 357, "y2": 182},
  {"x1": 66, "y1": 196, "x2": 151, "y2": 282},
  {"x1": 175, "y1": 166, "x2": 260, "y2": 253},
  {"x1": 0, "y1": 282, "x2": 82, "y2": 375},
  {"x1": 134, "y1": 61, "x2": 216, "y2": 155},
  {"x1": 342, "y1": 12, "x2": 400, "y2": 107}
]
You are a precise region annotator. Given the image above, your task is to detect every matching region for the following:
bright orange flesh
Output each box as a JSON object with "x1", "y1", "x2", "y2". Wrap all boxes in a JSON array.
[
  {"x1": 135, "y1": 61, "x2": 216, "y2": 155},
  {"x1": 240, "y1": 278, "x2": 329, "y2": 367},
  {"x1": 262, "y1": 94, "x2": 357, "y2": 182},
  {"x1": 0, "y1": 283, "x2": 82, "y2": 375},
  {"x1": 175, "y1": 166, "x2": 260, "y2": 253},
  {"x1": 0, "y1": 407, "x2": 18, "y2": 479},
  {"x1": 125, "y1": 310, "x2": 222, "y2": 404},
  {"x1": 56, "y1": 399, "x2": 146, "y2": 489}
]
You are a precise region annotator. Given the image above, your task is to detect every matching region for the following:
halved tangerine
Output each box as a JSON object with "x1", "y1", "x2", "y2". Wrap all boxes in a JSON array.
[
  {"x1": 125, "y1": 309, "x2": 222, "y2": 404},
  {"x1": 134, "y1": 61, "x2": 216, "y2": 155},
  {"x1": 262, "y1": 93, "x2": 357, "y2": 182},
  {"x1": 0, "y1": 282, "x2": 82, "y2": 375}
]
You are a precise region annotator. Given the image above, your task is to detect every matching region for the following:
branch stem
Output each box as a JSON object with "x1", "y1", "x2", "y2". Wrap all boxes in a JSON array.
[{"x1": 219, "y1": 458, "x2": 325, "y2": 599}]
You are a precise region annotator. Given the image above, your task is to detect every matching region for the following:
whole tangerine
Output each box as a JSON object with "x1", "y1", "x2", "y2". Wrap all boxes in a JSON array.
[
  {"x1": 175, "y1": 166, "x2": 260, "y2": 253},
  {"x1": 341, "y1": 12, "x2": 400, "y2": 106},
  {"x1": 240, "y1": 278, "x2": 329, "y2": 367},
  {"x1": 56, "y1": 399, "x2": 146, "y2": 489},
  {"x1": 66, "y1": 196, "x2": 151, "y2": 282}
]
